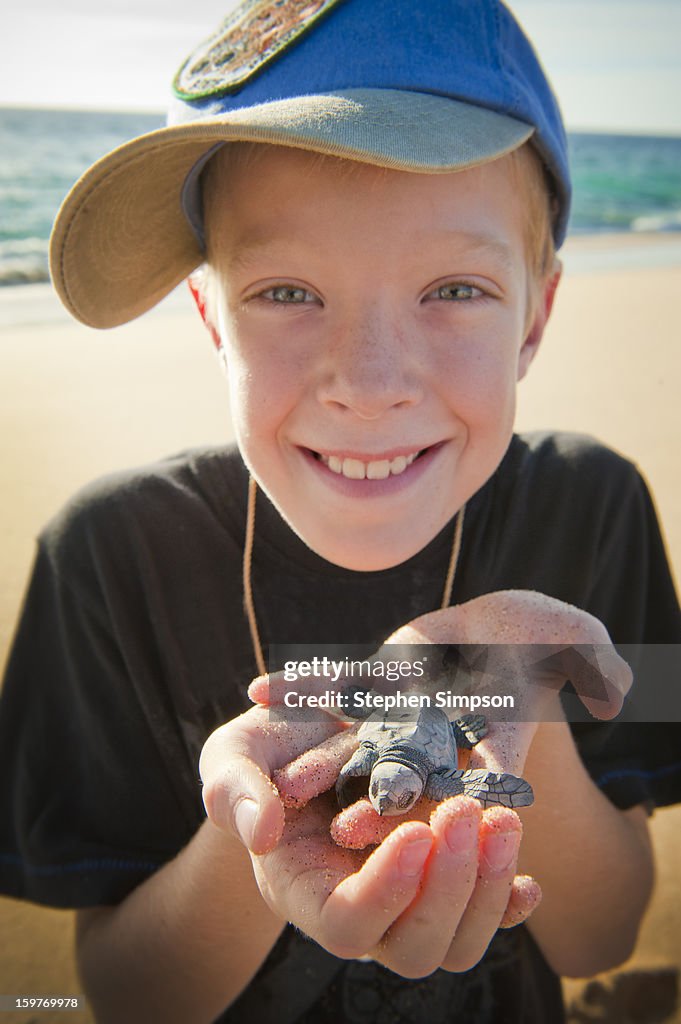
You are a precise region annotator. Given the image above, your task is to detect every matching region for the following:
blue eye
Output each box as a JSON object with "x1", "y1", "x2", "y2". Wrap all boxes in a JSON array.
[
  {"x1": 265, "y1": 285, "x2": 313, "y2": 303},
  {"x1": 435, "y1": 283, "x2": 480, "y2": 301}
]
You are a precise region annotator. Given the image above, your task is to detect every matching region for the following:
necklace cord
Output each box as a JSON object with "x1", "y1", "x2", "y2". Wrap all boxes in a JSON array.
[
  {"x1": 440, "y1": 500, "x2": 465, "y2": 609},
  {"x1": 243, "y1": 475, "x2": 465, "y2": 676},
  {"x1": 243, "y1": 475, "x2": 267, "y2": 676}
]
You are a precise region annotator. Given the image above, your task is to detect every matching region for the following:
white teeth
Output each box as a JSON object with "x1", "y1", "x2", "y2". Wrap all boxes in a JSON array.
[
  {"x1": 320, "y1": 451, "x2": 420, "y2": 479},
  {"x1": 343, "y1": 458, "x2": 366, "y2": 480},
  {"x1": 366, "y1": 460, "x2": 390, "y2": 480}
]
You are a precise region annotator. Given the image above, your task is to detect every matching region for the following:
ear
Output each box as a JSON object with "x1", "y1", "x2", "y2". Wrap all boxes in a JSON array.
[
  {"x1": 188, "y1": 271, "x2": 222, "y2": 351},
  {"x1": 517, "y1": 261, "x2": 562, "y2": 381}
]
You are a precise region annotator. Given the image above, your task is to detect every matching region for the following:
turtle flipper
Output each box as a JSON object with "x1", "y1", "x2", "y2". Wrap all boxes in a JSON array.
[
  {"x1": 423, "y1": 769, "x2": 466, "y2": 802},
  {"x1": 425, "y1": 768, "x2": 534, "y2": 808},
  {"x1": 451, "y1": 714, "x2": 487, "y2": 750},
  {"x1": 461, "y1": 769, "x2": 534, "y2": 808},
  {"x1": 336, "y1": 743, "x2": 377, "y2": 807}
]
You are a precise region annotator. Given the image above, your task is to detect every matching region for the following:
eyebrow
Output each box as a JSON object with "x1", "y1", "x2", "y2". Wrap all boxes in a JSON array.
[
  {"x1": 224, "y1": 237, "x2": 302, "y2": 275},
  {"x1": 438, "y1": 232, "x2": 516, "y2": 273},
  {"x1": 223, "y1": 230, "x2": 516, "y2": 276}
]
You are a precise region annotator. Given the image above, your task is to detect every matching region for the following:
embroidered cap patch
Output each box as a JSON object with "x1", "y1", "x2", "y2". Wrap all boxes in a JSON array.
[{"x1": 173, "y1": 0, "x2": 346, "y2": 100}]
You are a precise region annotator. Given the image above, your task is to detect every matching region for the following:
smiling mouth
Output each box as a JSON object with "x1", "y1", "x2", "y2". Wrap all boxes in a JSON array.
[{"x1": 310, "y1": 448, "x2": 431, "y2": 480}]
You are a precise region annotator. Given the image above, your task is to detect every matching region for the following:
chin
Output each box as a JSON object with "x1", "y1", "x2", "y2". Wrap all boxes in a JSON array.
[{"x1": 300, "y1": 524, "x2": 440, "y2": 572}]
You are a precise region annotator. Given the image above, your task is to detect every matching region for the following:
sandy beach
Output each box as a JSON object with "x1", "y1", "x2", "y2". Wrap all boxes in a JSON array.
[{"x1": 1, "y1": 236, "x2": 680, "y2": 1022}]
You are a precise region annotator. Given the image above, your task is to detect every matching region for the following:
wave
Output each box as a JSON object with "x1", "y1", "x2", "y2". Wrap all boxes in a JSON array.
[
  {"x1": 0, "y1": 237, "x2": 49, "y2": 285},
  {"x1": 632, "y1": 209, "x2": 681, "y2": 233}
]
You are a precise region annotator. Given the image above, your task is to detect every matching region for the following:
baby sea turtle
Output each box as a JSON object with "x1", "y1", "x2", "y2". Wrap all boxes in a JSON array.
[{"x1": 336, "y1": 704, "x2": 534, "y2": 816}]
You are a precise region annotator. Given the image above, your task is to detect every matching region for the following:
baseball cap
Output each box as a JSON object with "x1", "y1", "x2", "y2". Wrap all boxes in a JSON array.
[{"x1": 49, "y1": 0, "x2": 571, "y2": 329}]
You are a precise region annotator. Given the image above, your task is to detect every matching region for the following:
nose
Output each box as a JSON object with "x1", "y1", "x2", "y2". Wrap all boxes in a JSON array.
[
  {"x1": 317, "y1": 305, "x2": 423, "y2": 419},
  {"x1": 376, "y1": 794, "x2": 395, "y2": 816}
]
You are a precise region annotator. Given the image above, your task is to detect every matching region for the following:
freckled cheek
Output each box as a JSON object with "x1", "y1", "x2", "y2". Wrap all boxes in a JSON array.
[
  {"x1": 224, "y1": 347, "x2": 304, "y2": 451},
  {"x1": 437, "y1": 344, "x2": 518, "y2": 428}
]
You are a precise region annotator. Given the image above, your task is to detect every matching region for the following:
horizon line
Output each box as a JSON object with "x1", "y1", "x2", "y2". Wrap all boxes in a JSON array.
[{"x1": 1, "y1": 102, "x2": 681, "y2": 140}]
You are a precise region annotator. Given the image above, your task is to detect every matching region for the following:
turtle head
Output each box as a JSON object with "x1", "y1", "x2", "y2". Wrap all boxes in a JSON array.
[{"x1": 369, "y1": 762, "x2": 423, "y2": 816}]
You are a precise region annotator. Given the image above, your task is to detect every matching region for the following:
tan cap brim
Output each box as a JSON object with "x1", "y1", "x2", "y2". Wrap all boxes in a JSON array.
[{"x1": 49, "y1": 89, "x2": 533, "y2": 328}]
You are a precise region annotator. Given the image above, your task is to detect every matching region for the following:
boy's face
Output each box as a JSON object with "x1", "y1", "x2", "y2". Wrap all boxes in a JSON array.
[{"x1": 205, "y1": 145, "x2": 555, "y2": 571}]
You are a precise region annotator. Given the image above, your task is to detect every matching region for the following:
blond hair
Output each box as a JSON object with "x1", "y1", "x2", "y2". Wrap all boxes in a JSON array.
[{"x1": 507, "y1": 141, "x2": 557, "y2": 280}]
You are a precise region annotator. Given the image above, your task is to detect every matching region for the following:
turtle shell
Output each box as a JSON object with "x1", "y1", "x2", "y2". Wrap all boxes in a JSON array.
[{"x1": 359, "y1": 705, "x2": 458, "y2": 773}]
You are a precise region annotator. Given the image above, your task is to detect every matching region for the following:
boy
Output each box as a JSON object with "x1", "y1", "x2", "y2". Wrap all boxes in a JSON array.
[{"x1": 1, "y1": 2, "x2": 680, "y2": 1022}]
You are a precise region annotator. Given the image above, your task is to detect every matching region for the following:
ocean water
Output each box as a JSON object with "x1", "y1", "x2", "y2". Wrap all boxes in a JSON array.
[
  {"x1": 1, "y1": 106, "x2": 680, "y2": 286},
  {"x1": 0, "y1": 108, "x2": 163, "y2": 287}
]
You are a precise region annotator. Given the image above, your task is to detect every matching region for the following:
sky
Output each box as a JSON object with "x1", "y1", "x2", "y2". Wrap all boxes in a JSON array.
[{"x1": 2, "y1": 0, "x2": 681, "y2": 133}]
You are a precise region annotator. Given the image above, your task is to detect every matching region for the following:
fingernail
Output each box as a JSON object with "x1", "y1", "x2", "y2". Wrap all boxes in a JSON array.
[
  {"x1": 483, "y1": 830, "x2": 521, "y2": 872},
  {"x1": 398, "y1": 838, "x2": 432, "y2": 877},
  {"x1": 445, "y1": 816, "x2": 477, "y2": 855},
  {"x1": 234, "y1": 798, "x2": 259, "y2": 848}
]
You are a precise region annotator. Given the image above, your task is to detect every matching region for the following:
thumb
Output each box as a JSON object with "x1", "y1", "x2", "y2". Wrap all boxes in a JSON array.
[{"x1": 199, "y1": 723, "x2": 285, "y2": 855}]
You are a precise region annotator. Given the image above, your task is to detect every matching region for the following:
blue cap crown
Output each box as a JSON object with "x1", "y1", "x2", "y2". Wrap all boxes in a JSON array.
[{"x1": 171, "y1": 0, "x2": 571, "y2": 244}]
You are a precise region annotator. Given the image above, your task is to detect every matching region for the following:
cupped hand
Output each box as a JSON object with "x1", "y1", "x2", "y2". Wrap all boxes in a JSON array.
[
  {"x1": 249, "y1": 787, "x2": 539, "y2": 975},
  {"x1": 374, "y1": 589, "x2": 633, "y2": 777},
  {"x1": 199, "y1": 693, "x2": 539, "y2": 977},
  {"x1": 388, "y1": 589, "x2": 632, "y2": 719},
  {"x1": 255, "y1": 589, "x2": 632, "y2": 787},
  {"x1": 201, "y1": 591, "x2": 626, "y2": 974},
  {"x1": 199, "y1": 699, "x2": 352, "y2": 854}
]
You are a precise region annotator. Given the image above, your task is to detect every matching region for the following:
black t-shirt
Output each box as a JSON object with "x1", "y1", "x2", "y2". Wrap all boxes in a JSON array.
[{"x1": 2, "y1": 432, "x2": 680, "y2": 1024}]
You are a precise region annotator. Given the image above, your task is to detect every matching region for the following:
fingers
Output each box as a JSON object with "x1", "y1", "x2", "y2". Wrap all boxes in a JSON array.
[
  {"x1": 199, "y1": 706, "x2": 344, "y2": 854},
  {"x1": 252, "y1": 789, "x2": 537, "y2": 977},
  {"x1": 331, "y1": 796, "x2": 534, "y2": 978},
  {"x1": 248, "y1": 671, "x2": 291, "y2": 706},
  {"x1": 331, "y1": 797, "x2": 540, "y2": 929},
  {"x1": 394, "y1": 593, "x2": 633, "y2": 720},
  {"x1": 350, "y1": 798, "x2": 532, "y2": 978},
  {"x1": 202, "y1": 759, "x2": 284, "y2": 855},
  {"x1": 200, "y1": 721, "x2": 284, "y2": 854},
  {"x1": 248, "y1": 670, "x2": 351, "y2": 710},
  {"x1": 534, "y1": 644, "x2": 632, "y2": 719},
  {"x1": 273, "y1": 729, "x2": 359, "y2": 808},
  {"x1": 252, "y1": 593, "x2": 633, "y2": 723},
  {"x1": 459, "y1": 593, "x2": 633, "y2": 719},
  {"x1": 441, "y1": 806, "x2": 523, "y2": 972},
  {"x1": 376, "y1": 797, "x2": 481, "y2": 977},
  {"x1": 254, "y1": 814, "x2": 435, "y2": 960},
  {"x1": 499, "y1": 875, "x2": 542, "y2": 928},
  {"x1": 318, "y1": 822, "x2": 434, "y2": 958},
  {"x1": 331, "y1": 797, "x2": 431, "y2": 849}
]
